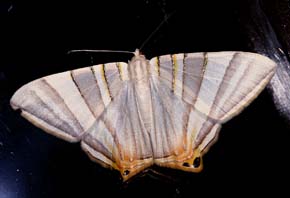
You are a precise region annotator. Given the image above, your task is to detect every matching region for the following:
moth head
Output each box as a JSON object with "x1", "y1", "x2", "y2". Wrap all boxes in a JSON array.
[{"x1": 128, "y1": 49, "x2": 150, "y2": 81}]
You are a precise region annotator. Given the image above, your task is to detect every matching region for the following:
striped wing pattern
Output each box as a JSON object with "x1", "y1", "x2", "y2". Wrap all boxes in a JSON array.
[
  {"x1": 150, "y1": 52, "x2": 276, "y2": 154},
  {"x1": 10, "y1": 62, "x2": 127, "y2": 142},
  {"x1": 81, "y1": 81, "x2": 154, "y2": 178},
  {"x1": 10, "y1": 51, "x2": 276, "y2": 181}
]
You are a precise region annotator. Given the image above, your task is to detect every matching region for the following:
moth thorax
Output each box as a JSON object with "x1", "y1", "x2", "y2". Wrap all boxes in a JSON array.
[{"x1": 129, "y1": 56, "x2": 149, "y2": 81}]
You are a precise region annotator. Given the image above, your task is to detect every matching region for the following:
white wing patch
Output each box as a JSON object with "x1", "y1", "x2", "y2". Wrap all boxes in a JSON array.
[
  {"x1": 194, "y1": 53, "x2": 234, "y2": 117},
  {"x1": 45, "y1": 71, "x2": 96, "y2": 131},
  {"x1": 10, "y1": 50, "x2": 276, "y2": 181}
]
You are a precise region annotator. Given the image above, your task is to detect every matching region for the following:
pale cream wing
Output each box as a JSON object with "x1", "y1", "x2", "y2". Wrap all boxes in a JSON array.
[
  {"x1": 10, "y1": 62, "x2": 128, "y2": 142},
  {"x1": 149, "y1": 76, "x2": 208, "y2": 172},
  {"x1": 150, "y1": 52, "x2": 276, "y2": 153},
  {"x1": 81, "y1": 81, "x2": 153, "y2": 181}
]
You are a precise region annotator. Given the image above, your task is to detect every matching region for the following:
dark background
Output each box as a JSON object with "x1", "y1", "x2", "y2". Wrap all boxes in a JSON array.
[{"x1": 0, "y1": 0, "x2": 290, "y2": 197}]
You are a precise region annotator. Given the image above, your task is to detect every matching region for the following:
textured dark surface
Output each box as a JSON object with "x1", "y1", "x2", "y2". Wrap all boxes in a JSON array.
[
  {"x1": 240, "y1": 0, "x2": 290, "y2": 123},
  {"x1": 0, "y1": 0, "x2": 289, "y2": 197}
]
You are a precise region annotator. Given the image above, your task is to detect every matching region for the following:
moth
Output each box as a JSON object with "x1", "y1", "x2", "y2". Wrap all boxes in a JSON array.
[{"x1": 10, "y1": 49, "x2": 276, "y2": 181}]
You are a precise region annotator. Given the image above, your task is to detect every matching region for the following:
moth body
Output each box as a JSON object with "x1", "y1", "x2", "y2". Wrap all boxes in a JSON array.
[{"x1": 10, "y1": 49, "x2": 276, "y2": 181}]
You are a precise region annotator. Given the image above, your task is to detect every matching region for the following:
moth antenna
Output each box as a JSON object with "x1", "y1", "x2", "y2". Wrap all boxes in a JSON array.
[
  {"x1": 67, "y1": 49, "x2": 134, "y2": 55},
  {"x1": 139, "y1": 11, "x2": 175, "y2": 51}
]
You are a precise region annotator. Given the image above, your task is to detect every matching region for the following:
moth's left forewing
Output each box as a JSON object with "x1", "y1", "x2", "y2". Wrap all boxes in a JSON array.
[{"x1": 10, "y1": 70, "x2": 98, "y2": 142}]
